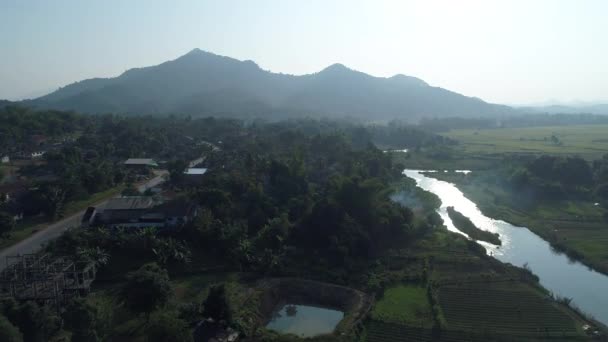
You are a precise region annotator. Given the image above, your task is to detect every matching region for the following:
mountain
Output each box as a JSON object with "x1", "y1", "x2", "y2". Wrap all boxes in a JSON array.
[{"x1": 26, "y1": 49, "x2": 515, "y2": 120}]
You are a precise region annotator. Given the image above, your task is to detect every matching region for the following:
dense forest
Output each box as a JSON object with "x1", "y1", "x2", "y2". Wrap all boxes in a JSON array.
[
  {"x1": 0, "y1": 106, "x2": 450, "y2": 341},
  {"x1": 2, "y1": 106, "x2": 604, "y2": 341}
]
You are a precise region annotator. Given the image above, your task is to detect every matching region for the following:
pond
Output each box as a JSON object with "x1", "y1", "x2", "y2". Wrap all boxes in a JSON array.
[
  {"x1": 266, "y1": 304, "x2": 344, "y2": 337},
  {"x1": 403, "y1": 169, "x2": 608, "y2": 325}
]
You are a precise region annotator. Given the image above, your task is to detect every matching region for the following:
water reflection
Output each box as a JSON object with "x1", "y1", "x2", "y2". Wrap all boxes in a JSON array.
[
  {"x1": 404, "y1": 169, "x2": 608, "y2": 325},
  {"x1": 266, "y1": 304, "x2": 344, "y2": 337}
]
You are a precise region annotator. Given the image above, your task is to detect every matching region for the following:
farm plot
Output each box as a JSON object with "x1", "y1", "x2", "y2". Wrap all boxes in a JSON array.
[
  {"x1": 438, "y1": 282, "x2": 583, "y2": 338},
  {"x1": 366, "y1": 321, "x2": 432, "y2": 342},
  {"x1": 371, "y1": 285, "x2": 432, "y2": 327},
  {"x1": 365, "y1": 320, "x2": 585, "y2": 342},
  {"x1": 548, "y1": 220, "x2": 608, "y2": 271},
  {"x1": 442, "y1": 124, "x2": 608, "y2": 158}
]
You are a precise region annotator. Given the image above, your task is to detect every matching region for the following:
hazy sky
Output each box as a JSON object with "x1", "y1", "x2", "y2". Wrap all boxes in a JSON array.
[{"x1": 1, "y1": 0, "x2": 606, "y2": 105}]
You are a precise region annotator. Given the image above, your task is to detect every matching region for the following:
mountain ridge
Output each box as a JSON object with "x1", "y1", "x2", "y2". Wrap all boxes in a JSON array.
[{"x1": 25, "y1": 49, "x2": 516, "y2": 120}]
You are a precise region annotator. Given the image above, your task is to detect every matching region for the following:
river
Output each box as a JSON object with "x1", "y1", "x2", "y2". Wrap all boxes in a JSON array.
[{"x1": 404, "y1": 169, "x2": 608, "y2": 325}]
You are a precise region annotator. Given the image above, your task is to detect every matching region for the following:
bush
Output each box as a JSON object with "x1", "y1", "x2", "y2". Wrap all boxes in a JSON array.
[
  {"x1": 122, "y1": 263, "x2": 171, "y2": 318},
  {"x1": 146, "y1": 311, "x2": 193, "y2": 342},
  {"x1": 0, "y1": 314, "x2": 23, "y2": 342}
]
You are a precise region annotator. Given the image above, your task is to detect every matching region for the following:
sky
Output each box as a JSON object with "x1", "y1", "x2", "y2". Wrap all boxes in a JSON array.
[{"x1": 0, "y1": 0, "x2": 607, "y2": 105}]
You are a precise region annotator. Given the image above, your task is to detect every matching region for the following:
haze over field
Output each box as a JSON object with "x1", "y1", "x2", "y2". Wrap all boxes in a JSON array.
[{"x1": 1, "y1": 0, "x2": 608, "y2": 107}]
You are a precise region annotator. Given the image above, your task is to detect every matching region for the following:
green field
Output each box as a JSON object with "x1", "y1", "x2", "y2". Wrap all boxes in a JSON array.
[
  {"x1": 365, "y1": 227, "x2": 592, "y2": 342},
  {"x1": 443, "y1": 125, "x2": 608, "y2": 158},
  {"x1": 438, "y1": 282, "x2": 582, "y2": 337},
  {"x1": 371, "y1": 285, "x2": 432, "y2": 326}
]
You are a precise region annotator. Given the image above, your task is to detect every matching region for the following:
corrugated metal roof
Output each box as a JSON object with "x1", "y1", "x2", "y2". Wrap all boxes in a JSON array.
[
  {"x1": 124, "y1": 158, "x2": 158, "y2": 166},
  {"x1": 103, "y1": 197, "x2": 161, "y2": 210},
  {"x1": 184, "y1": 168, "x2": 208, "y2": 175}
]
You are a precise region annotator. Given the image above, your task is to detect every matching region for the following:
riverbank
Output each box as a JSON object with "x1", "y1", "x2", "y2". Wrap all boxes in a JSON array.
[
  {"x1": 404, "y1": 169, "x2": 608, "y2": 329},
  {"x1": 426, "y1": 171, "x2": 608, "y2": 276}
]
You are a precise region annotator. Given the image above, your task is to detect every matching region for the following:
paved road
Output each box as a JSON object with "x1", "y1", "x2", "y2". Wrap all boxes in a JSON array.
[{"x1": 0, "y1": 171, "x2": 168, "y2": 271}]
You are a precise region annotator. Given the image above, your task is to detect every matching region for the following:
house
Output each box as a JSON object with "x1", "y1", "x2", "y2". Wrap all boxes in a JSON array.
[
  {"x1": 30, "y1": 151, "x2": 46, "y2": 159},
  {"x1": 183, "y1": 168, "x2": 208, "y2": 184},
  {"x1": 0, "y1": 182, "x2": 28, "y2": 204},
  {"x1": 29, "y1": 134, "x2": 48, "y2": 146},
  {"x1": 13, "y1": 150, "x2": 46, "y2": 160},
  {"x1": 87, "y1": 196, "x2": 197, "y2": 230},
  {"x1": 0, "y1": 182, "x2": 28, "y2": 222},
  {"x1": 1, "y1": 155, "x2": 9, "y2": 164},
  {"x1": 185, "y1": 168, "x2": 208, "y2": 175},
  {"x1": 124, "y1": 158, "x2": 158, "y2": 168}
]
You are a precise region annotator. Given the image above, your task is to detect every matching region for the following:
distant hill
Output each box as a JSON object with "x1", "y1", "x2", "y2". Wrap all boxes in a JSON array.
[
  {"x1": 26, "y1": 49, "x2": 515, "y2": 120},
  {"x1": 520, "y1": 104, "x2": 608, "y2": 116}
]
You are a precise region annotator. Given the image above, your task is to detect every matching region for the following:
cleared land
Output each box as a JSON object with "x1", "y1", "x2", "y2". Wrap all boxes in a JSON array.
[
  {"x1": 365, "y1": 229, "x2": 591, "y2": 342},
  {"x1": 371, "y1": 286, "x2": 432, "y2": 326},
  {"x1": 442, "y1": 124, "x2": 608, "y2": 158},
  {"x1": 438, "y1": 282, "x2": 581, "y2": 337}
]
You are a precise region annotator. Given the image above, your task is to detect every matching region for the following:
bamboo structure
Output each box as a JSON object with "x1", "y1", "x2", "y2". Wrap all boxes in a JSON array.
[{"x1": 0, "y1": 254, "x2": 96, "y2": 307}]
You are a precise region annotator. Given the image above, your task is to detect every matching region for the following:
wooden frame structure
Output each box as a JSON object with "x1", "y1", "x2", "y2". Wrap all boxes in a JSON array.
[{"x1": 0, "y1": 253, "x2": 96, "y2": 307}]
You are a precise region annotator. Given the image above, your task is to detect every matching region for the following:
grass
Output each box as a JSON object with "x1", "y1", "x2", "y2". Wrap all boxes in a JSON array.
[
  {"x1": 171, "y1": 272, "x2": 238, "y2": 304},
  {"x1": 371, "y1": 285, "x2": 432, "y2": 326},
  {"x1": 392, "y1": 151, "x2": 499, "y2": 170},
  {"x1": 442, "y1": 124, "x2": 608, "y2": 159},
  {"x1": 0, "y1": 216, "x2": 48, "y2": 249}
]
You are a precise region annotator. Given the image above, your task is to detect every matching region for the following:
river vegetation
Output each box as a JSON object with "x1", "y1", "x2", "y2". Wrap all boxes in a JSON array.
[
  {"x1": 429, "y1": 153, "x2": 608, "y2": 275},
  {"x1": 446, "y1": 207, "x2": 501, "y2": 245}
]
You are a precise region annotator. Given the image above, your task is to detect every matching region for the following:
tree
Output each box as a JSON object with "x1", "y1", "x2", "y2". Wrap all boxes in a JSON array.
[
  {"x1": 0, "y1": 314, "x2": 23, "y2": 342},
  {"x1": 7, "y1": 301, "x2": 60, "y2": 342},
  {"x1": 152, "y1": 238, "x2": 192, "y2": 265},
  {"x1": 168, "y1": 159, "x2": 188, "y2": 184},
  {"x1": 76, "y1": 247, "x2": 110, "y2": 268},
  {"x1": 146, "y1": 312, "x2": 193, "y2": 342},
  {"x1": 0, "y1": 211, "x2": 15, "y2": 237},
  {"x1": 121, "y1": 263, "x2": 171, "y2": 319},
  {"x1": 202, "y1": 284, "x2": 232, "y2": 322},
  {"x1": 254, "y1": 214, "x2": 292, "y2": 251},
  {"x1": 63, "y1": 299, "x2": 104, "y2": 342},
  {"x1": 38, "y1": 185, "x2": 66, "y2": 220}
]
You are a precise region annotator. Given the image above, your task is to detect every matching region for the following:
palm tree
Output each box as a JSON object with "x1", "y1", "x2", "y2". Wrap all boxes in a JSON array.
[
  {"x1": 152, "y1": 238, "x2": 191, "y2": 265},
  {"x1": 77, "y1": 246, "x2": 110, "y2": 267},
  {"x1": 136, "y1": 227, "x2": 158, "y2": 250}
]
